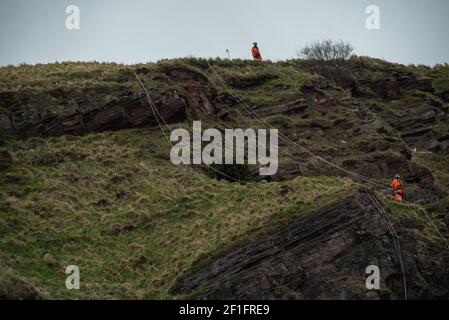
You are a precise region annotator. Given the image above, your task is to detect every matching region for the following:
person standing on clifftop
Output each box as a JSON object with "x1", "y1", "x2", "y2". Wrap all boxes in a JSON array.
[{"x1": 251, "y1": 42, "x2": 263, "y2": 61}]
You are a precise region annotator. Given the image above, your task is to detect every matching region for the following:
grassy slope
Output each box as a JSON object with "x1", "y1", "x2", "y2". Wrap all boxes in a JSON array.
[
  {"x1": 0, "y1": 128, "x2": 354, "y2": 299},
  {"x1": 382, "y1": 194, "x2": 447, "y2": 241},
  {"x1": 0, "y1": 59, "x2": 312, "y2": 117},
  {"x1": 1, "y1": 58, "x2": 448, "y2": 299}
]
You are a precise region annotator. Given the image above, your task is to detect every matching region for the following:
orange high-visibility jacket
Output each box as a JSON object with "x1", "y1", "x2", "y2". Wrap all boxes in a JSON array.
[
  {"x1": 252, "y1": 46, "x2": 263, "y2": 61},
  {"x1": 391, "y1": 179, "x2": 404, "y2": 195}
]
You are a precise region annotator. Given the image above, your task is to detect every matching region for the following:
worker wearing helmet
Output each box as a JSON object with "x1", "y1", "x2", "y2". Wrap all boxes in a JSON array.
[
  {"x1": 251, "y1": 42, "x2": 263, "y2": 61},
  {"x1": 391, "y1": 174, "x2": 405, "y2": 202}
]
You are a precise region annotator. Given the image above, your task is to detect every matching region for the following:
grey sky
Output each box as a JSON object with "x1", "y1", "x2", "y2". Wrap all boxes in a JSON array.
[{"x1": 0, "y1": 0, "x2": 448, "y2": 66}]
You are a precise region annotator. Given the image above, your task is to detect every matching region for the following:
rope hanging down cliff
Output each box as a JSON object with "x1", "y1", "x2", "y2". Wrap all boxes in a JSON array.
[
  {"x1": 366, "y1": 190, "x2": 408, "y2": 300},
  {"x1": 133, "y1": 71, "x2": 244, "y2": 183},
  {"x1": 207, "y1": 63, "x2": 409, "y2": 299},
  {"x1": 207, "y1": 62, "x2": 388, "y2": 191},
  {"x1": 134, "y1": 67, "x2": 421, "y2": 300}
]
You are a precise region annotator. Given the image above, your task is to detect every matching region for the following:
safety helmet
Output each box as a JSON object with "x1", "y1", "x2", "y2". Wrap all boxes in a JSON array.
[{"x1": 395, "y1": 174, "x2": 401, "y2": 179}]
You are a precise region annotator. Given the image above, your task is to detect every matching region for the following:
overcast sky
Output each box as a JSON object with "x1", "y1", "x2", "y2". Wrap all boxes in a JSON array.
[{"x1": 0, "y1": 0, "x2": 448, "y2": 66}]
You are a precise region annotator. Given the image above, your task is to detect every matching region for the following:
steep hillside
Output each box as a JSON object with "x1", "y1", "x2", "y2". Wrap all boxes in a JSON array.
[
  {"x1": 0, "y1": 129, "x2": 355, "y2": 299},
  {"x1": 1, "y1": 58, "x2": 449, "y2": 299}
]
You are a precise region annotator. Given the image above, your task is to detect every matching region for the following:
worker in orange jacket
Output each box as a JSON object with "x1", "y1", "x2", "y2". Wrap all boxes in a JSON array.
[
  {"x1": 251, "y1": 42, "x2": 263, "y2": 61},
  {"x1": 391, "y1": 174, "x2": 405, "y2": 202}
]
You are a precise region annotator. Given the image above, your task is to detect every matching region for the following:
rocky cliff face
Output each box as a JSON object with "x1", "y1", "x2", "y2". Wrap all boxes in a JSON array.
[
  {"x1": 1, "y1": 58, "x2": 448, "y2": 300},
  {"x1": 172, "y1": 193, "x2": 449, "y2": 300},
  {"x1": 0, "y1": 66, "x2": 228, "y2": 138},
  {"x1": 2, "y1": 60, "x2": 445, "y2": 196},
  {"x1": 0, "y1": 77, "x2": 187, "y2": 138}
]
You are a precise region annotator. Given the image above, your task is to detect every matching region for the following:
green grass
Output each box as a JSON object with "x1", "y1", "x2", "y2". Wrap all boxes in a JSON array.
[
  {"x1": 1, "y1": 56, "x2": 448, "y2": 299},
  {"x1": 414, "y1": 153, "x2": 449, "y2": 193},
  {"x1": 408, "y1": 63, "x2": 449, "y2": 98},
  {"x1": 381, "y1": 194, "x2": 447, "y2": 241},
  {"x1": 0, "y1": 61, "x2": 149, "y2": 92},
  {"x1": 0, "y1": 58, "x2": 312, "y2": 112},
  {"x1": 379, "y1": 151, "x2": 449, "y2": 244},
  {"x1": 0, "y1": 128, "x2": 354, "y2": 299},
  {"x1": 204, "y1": 60, "x2": 312, "y2": 106}
]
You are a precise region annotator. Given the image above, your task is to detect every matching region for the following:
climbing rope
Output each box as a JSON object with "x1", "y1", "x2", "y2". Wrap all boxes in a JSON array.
[
  {"x1": 134, "y1": 72, "x2": 172, "y2": 146},
  {"x1": 207, "y1": 62, "x2": 389, "y2": 191},
  {"x1": 207, "y1": 62, "x2": 413, "y2": 299},
  {"x1": 365, "y1": 190, "x2": 408, "y2": 300},
  {"x1": 133, "y1": 71, "x2": 244, "y2": 183}
]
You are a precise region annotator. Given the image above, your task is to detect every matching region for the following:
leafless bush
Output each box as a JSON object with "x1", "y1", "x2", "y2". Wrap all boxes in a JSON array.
[
  {"x1": 298, "y1": 39, "x2": 354, "y2": 62},
  {"x1": 297, "y1": 39, "x2": 355, "y2": 86}
]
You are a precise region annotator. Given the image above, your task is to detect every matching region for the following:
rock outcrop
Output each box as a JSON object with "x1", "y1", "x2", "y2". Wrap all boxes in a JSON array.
[
  {"x1": 0, "y1": 265, "x2": 43, "y2": 300},
  {"x1": 0, "y1": 66, "x2": 235, "y2": 138},
  {"x1": 355, "y1": 71, "x2": 433, "y2": 99},
  {"x1": 1, "y1": 59, "x2": 449, "y2": 300},
  {"x1": 0, "y1": 86, "x2": 187, "y2": 138},
  {"x1": 0, "y1": 61, "x2": 446, "y2": 196},
  {"x1": 172, "y1": 193, "x2": 449, "y2": 300}
]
